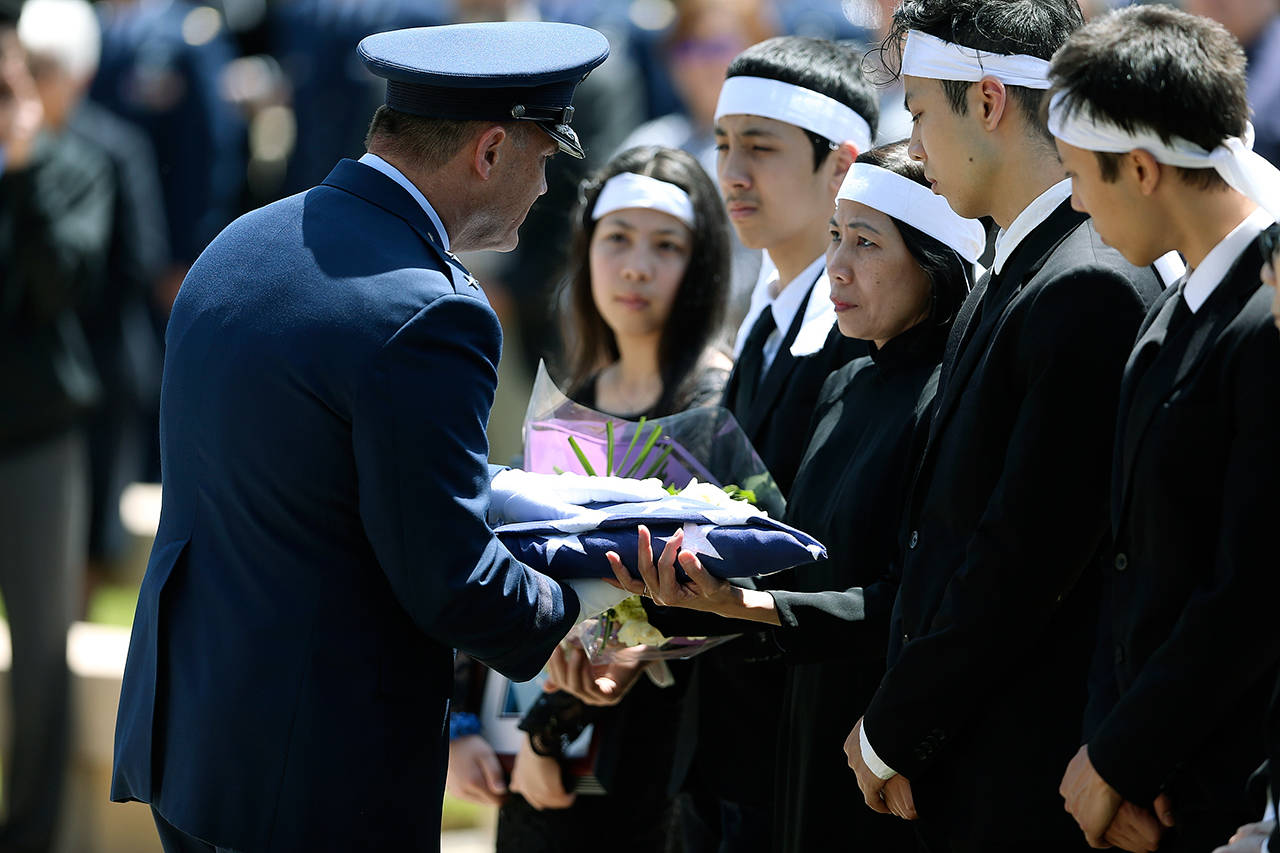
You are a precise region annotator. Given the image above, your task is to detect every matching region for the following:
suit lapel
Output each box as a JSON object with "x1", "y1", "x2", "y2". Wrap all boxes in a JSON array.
[
  {"x1": 742, "y1": 278, "x2": 819, "y2": 436},
  {"x1": 1113, "y1": 242, "x2": 1264, "y2": 524},
  {"x1": 1110, "y1": 286, "x2": 1180, "y2": 529},
  {"x1": 925, "y1": 202, "x2": 1088, "y2": 455}
]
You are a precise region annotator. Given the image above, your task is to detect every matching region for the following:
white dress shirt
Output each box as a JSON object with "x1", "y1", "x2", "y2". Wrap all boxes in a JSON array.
[
  {"x1": 733, "y1": 253, "x2": 834, "y2": 376},
  {"x1": 990, "y1": 179, "x2": 1073, "y2": 276},
  {"x1": 992, "y1": 178, "x2": 1188, "y2": 286},
  {"x1": 1182, "y1": 207, "x2": 1277, "y2": 312}
]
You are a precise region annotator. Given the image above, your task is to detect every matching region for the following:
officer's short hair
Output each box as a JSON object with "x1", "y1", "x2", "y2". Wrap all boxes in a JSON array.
[
  {"x1": 364, "y1": 106, "x2": 531, "y2": 171},
  {"x1": 1049, "y1": 4, "x2": 1248, "y2": 191}
]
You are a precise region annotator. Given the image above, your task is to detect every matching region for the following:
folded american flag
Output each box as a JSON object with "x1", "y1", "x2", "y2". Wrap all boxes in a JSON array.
[{"x1": 490, "y1": 471, "x2": 825, "y2": 580}]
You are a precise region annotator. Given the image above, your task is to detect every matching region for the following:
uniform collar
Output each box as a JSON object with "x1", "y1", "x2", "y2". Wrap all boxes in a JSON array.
[{"x1": 359, "y1": 153, "x2": 451, "y2": 251}]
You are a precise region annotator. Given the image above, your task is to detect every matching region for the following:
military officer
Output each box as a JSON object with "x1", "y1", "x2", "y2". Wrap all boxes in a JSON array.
[{"x1": 110, "y1": 22, "x2": 623, "y2": 853}]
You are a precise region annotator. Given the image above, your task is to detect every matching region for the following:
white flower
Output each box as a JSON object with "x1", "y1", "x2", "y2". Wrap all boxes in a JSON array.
[
  {"x1": 677, "y1": 479, "x2": 740, "y2": 510},
  {"x1": 617, "y1": 620, "x2": 668, "y2": 647}
]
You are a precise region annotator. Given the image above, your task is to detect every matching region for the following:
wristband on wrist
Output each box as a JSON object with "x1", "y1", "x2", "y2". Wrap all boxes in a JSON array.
[{"x1": 448, "y1": 711, "x2": 482, "y2": 740}]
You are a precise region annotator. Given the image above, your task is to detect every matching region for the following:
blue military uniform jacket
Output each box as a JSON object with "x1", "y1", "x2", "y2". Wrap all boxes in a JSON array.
[{"x1": 111, "y1": 158, "x2": 579, "y2": 851}]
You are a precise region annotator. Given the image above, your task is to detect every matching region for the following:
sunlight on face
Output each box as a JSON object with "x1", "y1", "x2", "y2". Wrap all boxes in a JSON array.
[
  {"x1": 902, "y1": 76, "x2": 988, "y2": 220},
  {"x1": 1055, "y1": 138, "x2": 1166, "y2": 267},
  {"x1": 825, "y1": 199, "x2": 933, "y2": 346},
  {"x1": 588, "y1": 206, "x2": 694, "y2": 342},
  {"x1": 714, "y1": 113, "x2": 839, "y2": 251}
]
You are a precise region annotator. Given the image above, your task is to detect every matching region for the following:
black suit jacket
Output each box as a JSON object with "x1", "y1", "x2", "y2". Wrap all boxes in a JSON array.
[
  {"x1": 861, "y1": 201, "x2": 1162, "y2": 842},
  {"x1": 722, "y1": 289, "x2": 868, "y2": 497},
  {"x1": 1086, "y1": 234, "x2": 1280, "y2": 843},
  {"x1": 658, "y1": 275, "x2": 866, "y2": 805}
]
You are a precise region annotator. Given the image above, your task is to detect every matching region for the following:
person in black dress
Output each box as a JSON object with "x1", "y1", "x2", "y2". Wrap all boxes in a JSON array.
[
  {"x1": 446, "y1": 145, "x2": 733, "y2": 852},
  {"x1": 607, "y1": 140, "x2": 985, "y2": 852}
]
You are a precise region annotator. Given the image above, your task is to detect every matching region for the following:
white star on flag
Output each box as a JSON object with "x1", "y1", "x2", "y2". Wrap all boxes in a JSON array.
[
  {"x1": 542, "y1": 533, "x2": 586, "y2": 563},
  {"x1": 679, "y1": 522, "x2": 722, "y2": 561}
]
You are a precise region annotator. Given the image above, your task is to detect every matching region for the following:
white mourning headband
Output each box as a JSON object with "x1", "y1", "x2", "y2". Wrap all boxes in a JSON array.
[
  {"x1": 836, "y1": 163, "x2": 987, "y2": 263},
  {"x1": 715, "y1": 75, "x2": 874, "y2": 153},
  {"x1": 1048, "y1": 91, "x2": 1280, "y2": 220},
  {"x1": 591, "y1": 172, "x2": 696, "y2": 229},
  {"x1": 901, "y1": 29, "x2": 1052, "y2": 89}
]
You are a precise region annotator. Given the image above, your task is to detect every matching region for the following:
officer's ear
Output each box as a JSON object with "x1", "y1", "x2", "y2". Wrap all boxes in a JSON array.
[{"x1": 472, "y1": 124, "x2": 509, "y2": 181}]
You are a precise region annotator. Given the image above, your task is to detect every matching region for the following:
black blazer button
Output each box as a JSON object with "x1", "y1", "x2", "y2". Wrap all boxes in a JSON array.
[
  {"x1": 1114, "y1": 553, "x2": 1128, "y2": 571},
  {"x1": 1114, "y1": 644, "x2": 1125, "y2": 664},
  {"x1": 902, "y1": 632, "x2": 910, "y2": 644},
  {"x1": 909, "y1": 530, "x2": 919, "y2": 549}
]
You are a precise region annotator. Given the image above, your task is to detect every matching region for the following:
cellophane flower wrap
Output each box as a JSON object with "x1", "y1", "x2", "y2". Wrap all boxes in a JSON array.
[{"x1": 494, "y1": 363, "x2": 826, "y2": 663}]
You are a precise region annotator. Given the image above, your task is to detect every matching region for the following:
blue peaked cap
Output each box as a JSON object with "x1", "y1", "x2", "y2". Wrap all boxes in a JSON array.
[{"x1": 358, "y1": 22, "x2": 610, "y2": 159}]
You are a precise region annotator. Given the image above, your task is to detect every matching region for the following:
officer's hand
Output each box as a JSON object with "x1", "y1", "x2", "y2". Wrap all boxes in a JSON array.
[
  {"x1": 445, "y1": 734, "x2": 506, "y2": 806},
  {"x1": 544, "y1": 641, "x2": 644, "y2": 706}
]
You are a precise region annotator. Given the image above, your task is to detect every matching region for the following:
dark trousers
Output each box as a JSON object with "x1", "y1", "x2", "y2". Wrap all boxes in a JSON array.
[
  {"x1": 676, "y1": 789, "x2": 771, "y2": 853},
  {"x1": 0, "y1": 431, "x2": 87, "y2": 853},
  {"x1": 915, "y1": 826, "x2": 1092, "y2": 853},
  {"x1": 497, "y1": 792, "x2": 677, "y2": 853},
  {"x1": 152, "y1": 809, "x2": 241, "y2": 853}
]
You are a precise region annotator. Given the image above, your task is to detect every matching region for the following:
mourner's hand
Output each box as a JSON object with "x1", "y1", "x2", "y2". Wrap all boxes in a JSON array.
[
  {"x1": 1102, "y1": 801, "x2": 1164, "y2": 852},
  {"x1": 509, "y1": 733, "x2": 576, "y2": 811},
  {"x1": 883, "y1": 773, "x2": 918, "y2": 820},
  {"x1": 845, "y1": 717, "x2": 891, "y2": 814},
  {"x1": 543, "y1": 641, "x2": 644, "y2": 707},
  {"x1": 606, "y1": 525, "x2": 735, "y2": 613},
  {"x1": 1061, "y1": 745, "x2": 1124, "y2": 847},
  {"x1": 1213, "y1": 820, "x2": 1275, "y2": 852},
  {"x1": 0, "y1": 31, "x2": 42, "y2": 171},
  {"x1": 445, "y1": 734, "x2": 507, "y2": 807}
]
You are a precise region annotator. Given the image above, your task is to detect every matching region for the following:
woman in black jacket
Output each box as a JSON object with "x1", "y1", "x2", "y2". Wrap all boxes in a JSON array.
[{"x1": 608, "y1": 141, "x2": 984, "y2": 852}]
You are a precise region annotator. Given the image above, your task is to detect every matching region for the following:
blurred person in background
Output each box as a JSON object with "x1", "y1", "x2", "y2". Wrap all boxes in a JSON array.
[
  {"x1": 1184, "y1": 0, "x2": 1280, "y2": 167},
  {"x1": 91, "y1": 0, "x2": 245, "y2": 312},
  {"x1": 0, "y1": 2, "x2": 115, "y2": 848},
  {"x1": 19, "y1": 0, "x2": 168, "y2": 598},
  {"x1": 269, "y1": 0, "x2": 450, "y2": 197}
]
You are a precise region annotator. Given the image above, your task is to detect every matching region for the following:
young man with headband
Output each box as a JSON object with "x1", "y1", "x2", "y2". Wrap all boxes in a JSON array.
[
  {"x1": 646, "y1": 35, "x2": 879, "y2": 853},
  {"x1": 840, "y1": 1, "x2": 1165, "y2": 850},
  {"x1": 1046, "y1": 7, "x2": 1280, "y2": 852}
]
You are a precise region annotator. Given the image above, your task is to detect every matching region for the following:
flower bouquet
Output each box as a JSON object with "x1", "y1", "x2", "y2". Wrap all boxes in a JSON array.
[{"x1": 492, "y1": 363, "x2": 827, "y2": 663}]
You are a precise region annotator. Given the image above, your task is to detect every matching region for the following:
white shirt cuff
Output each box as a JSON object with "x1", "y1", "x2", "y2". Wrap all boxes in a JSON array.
[
  {"x1": 1261, "y1": 836, "x2": 1269, "y2": 853},
  {"x1": 860, "y1": 724, "x2": 897, "y2": 780}
]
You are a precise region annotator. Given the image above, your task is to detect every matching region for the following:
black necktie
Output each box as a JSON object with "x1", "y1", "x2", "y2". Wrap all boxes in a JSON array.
[
  {"x1": 1167, "y1": 290, "x2": 1193, "y2": 337},
  {"x1": 733, "y1": 308, "x2": 776, "y2": 420}
]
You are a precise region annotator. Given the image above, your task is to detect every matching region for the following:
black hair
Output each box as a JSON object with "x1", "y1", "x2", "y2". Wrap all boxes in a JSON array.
[
  {"x1": 725, "y1": 36, "x2": 879, "y2": 170},
  {"x1": 1049, "y1": 4, "x2": 1248, "y2": 191},
  {"x1": 558, "y1": 146, "x2": 731, "y2": 416},
  {"x1": 882, "y1": 0, "x2": 1084, "y2": 139},
  {"x1": 855, "y1": 141, "x2": 970, "y2": 327}
]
